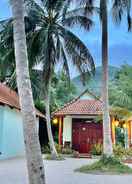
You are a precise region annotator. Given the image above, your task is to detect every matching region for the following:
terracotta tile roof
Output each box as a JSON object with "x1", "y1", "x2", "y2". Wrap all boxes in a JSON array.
[
  {"x1": 53, "y1": 90, "x2": 103, "y2": 116},
  {"x1": 0, "y1": 83, "x2": 44, "y2": 118}
]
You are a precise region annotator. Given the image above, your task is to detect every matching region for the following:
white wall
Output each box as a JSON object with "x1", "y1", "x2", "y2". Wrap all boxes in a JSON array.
[{"x1": 63, "y1": 116, "x2": 72, "y2": 145}]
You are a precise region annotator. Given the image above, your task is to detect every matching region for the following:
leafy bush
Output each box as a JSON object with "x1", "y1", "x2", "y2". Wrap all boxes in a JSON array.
[
  {"x1": 113, "y1": 145, "x2": 132, "y2": 160},
  {"x1": 62, "y1": 147, "x2": 73, "y2": 154},
  {"x1": 41, "y1": 143, "x2": 73, "y2": 155},
  {"x1": 41, "y1": 143, "x2": 62, "y2": 154},
  {"x1": 76, "y1": 155, "x2": 132, "y2": 174},
  {"x1": 41, "y1": 145, "x2": 50, "y2": 154},
  {"x1": 125, "y1": 147, "x2": 132, "y2": 159},
  {"x1": 91, "y1": 143, "x2": 103, "y2": 155},
  {"x1": 55, "y1": 143, "x2": 62, "y2": 153},
  {"x1": 113, "y1": 144, "x2": 125, "y2": 159},
  {"x1": 100, "y1": 154, "x2": 121, "y2": 165},
  {"x1": 45, "y1": 154, "x2": 64, "y2": 160}
]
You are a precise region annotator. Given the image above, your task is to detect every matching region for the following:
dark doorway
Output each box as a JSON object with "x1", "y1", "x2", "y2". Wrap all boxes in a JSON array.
[
  {"x1": 39, "y1": 118, "x2": 48, "y2": 147},
  {"x1": 39, "y1": 118, "x2": 59, "y2": 148}
]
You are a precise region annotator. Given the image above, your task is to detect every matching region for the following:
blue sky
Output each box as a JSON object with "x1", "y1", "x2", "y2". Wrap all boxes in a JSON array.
[
  {"x1": 0, "y1": 0, "x2": 132, "y2": 77},
  {"x1": 0, "y1": 0, "x2": 11, "y2": 20}
]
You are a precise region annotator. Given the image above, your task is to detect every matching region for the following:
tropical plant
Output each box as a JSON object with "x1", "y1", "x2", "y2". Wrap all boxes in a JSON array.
[
  {"x1": 61, "y1": 147, "x2": 73, "y2": 155},
  {"x1": 0, "y1": 0, "x2": 95, "y2": 159},
  {"x1": 79, "y1": 0, "x2": 113, "y2": 156},
  {"x1": 91, "y1": 143, "x2": 103, "y2": 155},
  {"x1": 0, "y1": 13, "x2": 38, "y2": 84},
  {"x1": 109, "y1": 64, "x2": 132, "y2": 111},
  {"x1": 25, "y1": 0, "x2": 95, "y2": 159},
  {"x1": 0, "y1": 35, "x2": 15, "y2": 82},
  {"x1": 50, "y1": 72, "x2": 77, "y2": 112},
  {"x1": 113, "y1": 144, "x2": 125, "y2": 159},
  {"x1": 110, "y1": 106, "x2": 132, "y2": 121},
  {"x1": 10, "y1": 0, "x2": 45, "y2": 183},
  {"x1": 100, "y1": 0, "x2": 113, "y2": 156}
]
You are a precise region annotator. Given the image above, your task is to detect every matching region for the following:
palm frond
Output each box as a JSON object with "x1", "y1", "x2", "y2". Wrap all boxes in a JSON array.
[
  {"x1": 26, "y1": 1, "x2": 46, "y2": 27},
  {"x1": 62, "y1": 0, "x2": 71, "y2": 22},
  {"x1": 61, "y1": 45, "x2": 70, "y2": 83},
  {"x1": 59, "y1": 25, "x2": 95, "y2": 84},
  {"x1": 126, "y1": 0, "x2": 132, "y2": 31},
  {"x1": 79, "y1": 0, "x2": 94, "y2": 6},
  {"x1": 65, "y1": 6, "x2": 99, "y2": 18},
  {"x1": 60, "y1": 26, "x2": 94, "y2": 67},
  {"x1": 112, "y1": 0, "x2": 132, "y2": 31},
  {"x1": 55, "y1": 35, "x2": 61, "y2": 60},
  {"x1": 63, "y1": 15, "x2": 94, "y2": 31},
  {"x1": 112, "y1": 0, "x2": 124, "y2": 25}
]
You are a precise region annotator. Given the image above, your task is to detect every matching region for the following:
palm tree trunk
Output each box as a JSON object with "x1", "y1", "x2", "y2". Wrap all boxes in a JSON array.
[
  {"x1": 44, "y1": 78, "x2": 58, "y2": 159},
  {"x1": 101, "y1": 0, "x2": 113, "y2": 156},
  {"x1": 11, "y1": 0, "x2": 45, "y2": 183}
]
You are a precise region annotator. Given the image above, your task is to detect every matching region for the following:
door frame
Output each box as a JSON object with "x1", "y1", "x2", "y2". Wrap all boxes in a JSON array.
[{"x1": 72, "y1": 118, "x2": 103, "y2": 153}]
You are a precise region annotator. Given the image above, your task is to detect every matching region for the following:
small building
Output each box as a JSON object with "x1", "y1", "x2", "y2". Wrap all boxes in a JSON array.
[
  {"x1": 0, "y1": 83, "x2": 44, "y2": 160},
  {"x1": 53, "y1": 90, "x2": 132, "y2": 153}
]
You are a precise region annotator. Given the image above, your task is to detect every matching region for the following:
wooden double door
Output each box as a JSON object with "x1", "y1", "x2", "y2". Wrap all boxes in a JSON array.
[{"x1": 72, "y1": 121, "x2": 103, "y2": 153}]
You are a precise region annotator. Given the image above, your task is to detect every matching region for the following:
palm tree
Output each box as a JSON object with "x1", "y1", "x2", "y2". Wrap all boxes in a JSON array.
[
  {"x1": 10, "y1": 0, "x2": 45, "y2": 183},
  {"x1": 100, "y1": 0, "x2": 113, "y2": 156},
  {"x1": 80, "y1": 0, "x2": 113, "y2": 156},
  {"x1": 112, "y1": 0, "x2": 132, "y2": 31},
  {"x1": 26, "y1": 0, "x2": 95, "y2": 159}
]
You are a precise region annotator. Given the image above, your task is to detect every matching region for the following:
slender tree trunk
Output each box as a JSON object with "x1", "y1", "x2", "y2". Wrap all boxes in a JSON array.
[
  {"x1": 100, "y1": 0, "x2": 113, "y2": 156},
  {"x1": 11, "y1": 0, "x2": 45, "y2": 183},
  {"x1": 44, "y1": 78, "x2": 58, "y2": 159}
]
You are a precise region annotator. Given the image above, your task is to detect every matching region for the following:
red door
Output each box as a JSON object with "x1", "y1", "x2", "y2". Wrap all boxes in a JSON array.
[{"x1": 72, "y1": 122, "x2": 103, "y2": 153}]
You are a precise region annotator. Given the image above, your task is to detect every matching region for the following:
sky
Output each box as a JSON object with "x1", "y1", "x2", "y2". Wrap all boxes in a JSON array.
[{"x1": 0, "y1": 0, "x2": 132, "y2": 78}]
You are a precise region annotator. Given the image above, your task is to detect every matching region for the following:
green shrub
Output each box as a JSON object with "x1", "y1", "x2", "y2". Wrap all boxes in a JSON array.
[
  {"x1": 62, "y1": 147, "x2": 73, "y2": 154},
  {"x1": 55, "y1": 143, "x2": 62, "y2": 153},
  {"x1": 41, "y1": 145, "x2": 50, "y2": 154},
  {"x1": 76, "y1": 155, "x2": 132, "y2": 174},
  {"x1": 42, "y1": 143, "x2": 73, "y2": 155},
  {"x1": 45, "y1": 154, "x2": 64, "y2": 160},
  {"x1": 113, "y1": 144, "x2": 125, "y2": 159},
  {"x1": 91, "y1": 143, "x2": 103, "y2": 155},
  {"x1": 41, "y1": 143, "x2": 62, "y2": 154},
  {"x1": 100, "y1": 154, "x2": 121, "y2": 165},
  {"x1": 125, "y1": 147, "x2": 132, "y2": 159}
]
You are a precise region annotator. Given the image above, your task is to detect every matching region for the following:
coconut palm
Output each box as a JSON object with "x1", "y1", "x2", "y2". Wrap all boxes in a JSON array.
[
  {"x1": 80, "y1": 0, "x2": 113, "y2": 156},
  {"x1": 25, "y1": 0, "x2": 95, "y2": 159},
  {"x1": 10, "y1": 0, "x2": 45, "y2": 183},
  {"x1": 1, "y1": 0, "x2": 95, "y2": 159},
  {"x1": 99, "y1": 0, "x2": 113, "y2": 156}
]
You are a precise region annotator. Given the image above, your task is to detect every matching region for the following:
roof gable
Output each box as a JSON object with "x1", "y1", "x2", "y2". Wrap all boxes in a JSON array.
[
  {"x1": 79, "y1": 92, "x2": 96, "y2": 100},
  {"x1": 53, "y1": 89, "x2": 103, "y2": 116}
]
